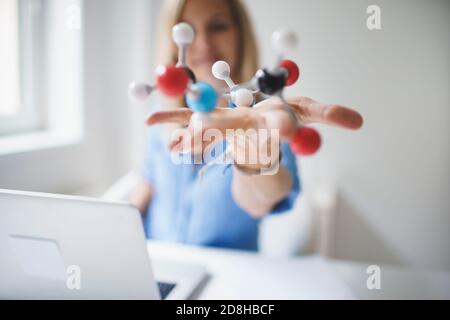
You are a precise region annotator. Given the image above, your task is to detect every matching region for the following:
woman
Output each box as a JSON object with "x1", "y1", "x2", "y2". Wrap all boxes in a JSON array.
[{"x1": 129, "y1": 0, "x2": 363, "y2": 251}]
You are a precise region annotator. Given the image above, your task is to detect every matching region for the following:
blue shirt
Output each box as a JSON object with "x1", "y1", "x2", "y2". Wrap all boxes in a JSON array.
[{"x1": 141, "y1": 125, "x2": 301, "y2": 251}]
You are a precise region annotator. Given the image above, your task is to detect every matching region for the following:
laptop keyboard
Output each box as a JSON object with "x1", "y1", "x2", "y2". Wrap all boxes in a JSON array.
[{"x1": 157, "y1": 281, "x2": 176, "y2": 299}]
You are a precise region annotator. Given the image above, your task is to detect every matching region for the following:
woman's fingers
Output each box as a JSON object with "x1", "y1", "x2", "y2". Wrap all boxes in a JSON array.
[
  {"x1": 322, "y1": 105, "x2": 364, "y2": 130},
  {"x1": 147, "y1": 107, "x2": 253, "y2": 154},
  {"x1": 146, "y1": 107, "x2": 231, "y2": 126},
  {"x1": 169, "y1": 125, "x2": 224, "y2": 155},
  {"x1": 286, "y1": 97, "x2": 363, "y2": 130},
  {"x1": 152, "y1": 106, "x2": 296, "y2": 154},
  {"x1": 146, "y1": 109, "x2": 193, "y2": 126},
  {"x1": 259, "y1": 109, "x2": 297, "y2": 139},
  {"x1": 201, "y1": 111, "x2": 255, "y2": 133},
  {"x1": 148, "y1": 96, "x2": 363, "y2": 156},
  {"x1": 146, "y1": 97, "x2": 364, "y2": 131}
]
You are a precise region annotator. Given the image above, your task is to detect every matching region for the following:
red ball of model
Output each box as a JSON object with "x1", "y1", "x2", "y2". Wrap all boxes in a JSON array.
[
  {"x1": 156, "y1": 65, "x2": 189, "y2": 97},
  {"x1": 289, "y1": 127, "x2": 321, "y2": 156},
  {"x1": 280, "y1": 60, "x2": 300, "y2": 86}
]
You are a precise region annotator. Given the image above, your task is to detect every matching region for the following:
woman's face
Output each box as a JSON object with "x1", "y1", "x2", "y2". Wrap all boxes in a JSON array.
[{"x1": 180, "y1": 0, "x2": 239, "y2": 89}]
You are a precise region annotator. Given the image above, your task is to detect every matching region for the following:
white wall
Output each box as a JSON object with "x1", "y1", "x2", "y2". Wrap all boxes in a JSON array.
[{"x1": 245, "y1": 0, "x2": 450, "y2": 270}]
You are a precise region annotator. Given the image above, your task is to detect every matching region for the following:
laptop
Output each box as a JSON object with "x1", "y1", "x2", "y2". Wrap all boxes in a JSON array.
[{"x1": 0, "y1": 189, "x2": 207, "y2": 300}]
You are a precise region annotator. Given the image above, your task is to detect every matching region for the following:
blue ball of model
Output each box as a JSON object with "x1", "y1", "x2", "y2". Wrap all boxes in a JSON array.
[{"x1": 186, "y1": 82, "x2": 218, "y2": 113}]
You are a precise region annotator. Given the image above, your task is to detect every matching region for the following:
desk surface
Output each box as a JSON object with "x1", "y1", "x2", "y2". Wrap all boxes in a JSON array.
[
  {"x1": 147, "y1": 241, "x2": 450, "y2": 300},
  {"x1": 147, "y1": 241, "x2": 355, "y2": 299}
]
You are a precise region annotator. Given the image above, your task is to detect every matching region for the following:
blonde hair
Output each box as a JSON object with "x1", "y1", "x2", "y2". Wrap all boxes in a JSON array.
[{"x1": 155, "y1": 0, "x2": 259, "y2": 91}]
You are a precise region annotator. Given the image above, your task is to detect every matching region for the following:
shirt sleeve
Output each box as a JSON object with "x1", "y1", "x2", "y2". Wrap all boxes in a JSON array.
[{"x1": 269, "y1": 142, "x2": 301, "y2": 215}]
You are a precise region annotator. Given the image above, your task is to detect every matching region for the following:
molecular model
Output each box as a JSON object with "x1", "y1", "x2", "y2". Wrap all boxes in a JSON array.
[{"x1": 128, "y1": 22, "x2": 321, "y2": 157}]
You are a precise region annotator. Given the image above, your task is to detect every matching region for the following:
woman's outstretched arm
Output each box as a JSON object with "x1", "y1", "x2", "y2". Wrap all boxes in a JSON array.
[{"x1": 146, "y1": 96, "x2": 363, "y2": 218}]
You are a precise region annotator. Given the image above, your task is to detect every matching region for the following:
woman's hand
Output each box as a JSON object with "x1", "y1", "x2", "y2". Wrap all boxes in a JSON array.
[{"x1": 146, "y1": 96, "x2": 363, "y2": 164}]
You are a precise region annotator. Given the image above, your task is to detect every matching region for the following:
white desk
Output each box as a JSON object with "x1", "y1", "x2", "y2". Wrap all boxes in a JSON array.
[{"x1": 147, "y1": 241, "x2": 450, "y2": 300}]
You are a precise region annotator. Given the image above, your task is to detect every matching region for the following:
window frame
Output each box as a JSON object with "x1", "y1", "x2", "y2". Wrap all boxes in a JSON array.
[
  {"x1": 0, "y1": 0, "x2": 47, "y2": 136},
  {"x1": 0, "y1": 0, "x2": 84, "y2": 156}
]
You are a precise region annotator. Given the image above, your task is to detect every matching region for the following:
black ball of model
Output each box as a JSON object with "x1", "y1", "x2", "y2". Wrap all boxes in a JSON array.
[
  {"x1": 182, "y1": 66, "x2": 196, "y2": 83},
  {"x1": 255, "y1": 68, "x2": 286, "y2": 95}
]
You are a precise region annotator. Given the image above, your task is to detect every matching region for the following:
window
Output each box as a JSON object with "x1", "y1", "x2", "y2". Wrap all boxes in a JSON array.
[
  {"x1": 0, "y1": 0, "x2": 83, "y2": 153},
  {"x1": 0, "y1": 1, "x2": 19, "y2": 118}
]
